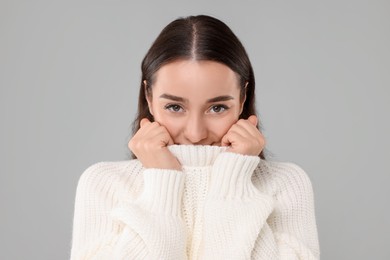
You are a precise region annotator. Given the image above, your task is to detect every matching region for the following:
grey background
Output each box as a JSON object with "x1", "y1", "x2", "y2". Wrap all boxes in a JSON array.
[{"x1": 1, "y1": 0, "x2": 389, "y2": 259}]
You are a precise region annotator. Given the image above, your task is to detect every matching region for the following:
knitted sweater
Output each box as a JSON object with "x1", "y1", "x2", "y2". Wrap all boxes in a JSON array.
[{"x1": 70, "y1": 145, "x2": 320, "y2": 259}]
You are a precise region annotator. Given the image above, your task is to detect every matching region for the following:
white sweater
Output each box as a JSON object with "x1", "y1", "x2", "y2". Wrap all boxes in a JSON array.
[{"x1": 70, "y1": 145, "x2": 320, "y2": 259}]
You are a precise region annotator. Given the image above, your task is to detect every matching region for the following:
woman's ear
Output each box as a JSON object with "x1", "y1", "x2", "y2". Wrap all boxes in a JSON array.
[
  {"x1": 144, "y1": 80, "x2": 154, "y2": 116},
  {"x1": 239, "y1": 82, "x2": 248, "y2": 115}
]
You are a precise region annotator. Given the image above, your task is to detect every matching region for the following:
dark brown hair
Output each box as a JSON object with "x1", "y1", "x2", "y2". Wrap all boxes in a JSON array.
[{"x1": 129, "y1": 15, "x2": 267, "y2": 160}]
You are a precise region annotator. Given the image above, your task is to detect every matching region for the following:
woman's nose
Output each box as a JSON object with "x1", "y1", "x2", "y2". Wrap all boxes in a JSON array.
[{"x1": 184, "y1": 115, "x2": 208, "y2": 144}]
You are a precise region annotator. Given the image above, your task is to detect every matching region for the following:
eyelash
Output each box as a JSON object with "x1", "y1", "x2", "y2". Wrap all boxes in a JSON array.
[
  {"x1": 164, "y1": 104, "x2": 184, "y2": 112},
  {"x1": 209, "y1": 104, "x2": 229, "y2": 113},
  {"x1": 164, "y1": 104, "x2": 230, "y2": 114}
]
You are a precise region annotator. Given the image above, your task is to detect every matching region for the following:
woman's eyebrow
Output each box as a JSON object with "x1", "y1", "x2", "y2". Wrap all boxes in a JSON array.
[
  {"x1": 159, "y1": 93, "x2": 234, "y2": 103},
  {"x1": 206, "y1": 95, "x2": 234, "y2": 103},
  {"x1": 159, "y1": 94, "x2": 188, "y2": 102}
]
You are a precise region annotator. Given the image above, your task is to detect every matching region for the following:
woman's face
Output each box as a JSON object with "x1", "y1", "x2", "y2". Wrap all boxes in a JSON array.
[{"x1": 146, "y1": 59, "x2": 245, "y2": 145}]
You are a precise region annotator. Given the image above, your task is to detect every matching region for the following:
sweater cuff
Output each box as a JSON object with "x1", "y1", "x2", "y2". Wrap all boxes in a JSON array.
[
  {"x1": 135, "y1": 168, "x2": 185, "y2": 216},
  {"x1": 209, "y1": 152, "x2": 260, "y2": 199}
]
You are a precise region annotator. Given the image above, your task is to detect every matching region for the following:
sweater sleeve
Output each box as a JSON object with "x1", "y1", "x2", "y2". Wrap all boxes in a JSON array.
[
  {"x1": 70, "y1": 162, "x2": 188, "y2": 260},
  {"x1": 251, "y1": 163, "x2": 320, "y2": 259},
  {"x1": 199, "y1": 153, "x2": 320, "y2": 260},
  {"x1": 199, "y1": 152, "x2": 274, "y2": 259}
]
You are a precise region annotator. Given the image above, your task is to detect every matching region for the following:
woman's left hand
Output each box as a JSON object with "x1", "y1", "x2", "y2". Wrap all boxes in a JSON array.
[{"x1": 221, "y1": 115, "x2": 266, "y2": 156}]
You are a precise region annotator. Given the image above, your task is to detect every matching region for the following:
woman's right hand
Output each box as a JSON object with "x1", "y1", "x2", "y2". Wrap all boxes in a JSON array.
[{"x1": 128, "y1": 118, "x2": 181, "y2": 170}]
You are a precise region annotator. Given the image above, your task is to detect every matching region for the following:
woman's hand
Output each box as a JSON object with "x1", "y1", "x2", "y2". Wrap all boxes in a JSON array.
[
  {"x1": 221, "y1": 115, "x2": 265, "y2": 156},
  {"x1": 128, "y1": 118, "x2": 181, "y2": 170}
]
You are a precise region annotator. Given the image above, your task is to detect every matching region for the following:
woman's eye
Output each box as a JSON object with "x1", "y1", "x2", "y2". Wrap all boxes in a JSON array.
[
  {"x1": 165, "y1": 104, "x2": 184, "y2": 112},
  {"x1": 210, "y1": 105, "x2": 228, "y2": 113}
]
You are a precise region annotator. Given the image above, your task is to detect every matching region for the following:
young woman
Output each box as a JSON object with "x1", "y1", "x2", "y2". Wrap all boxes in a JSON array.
[{"x1": 70, "y1": 15, "x2": 320, "y2": 259}]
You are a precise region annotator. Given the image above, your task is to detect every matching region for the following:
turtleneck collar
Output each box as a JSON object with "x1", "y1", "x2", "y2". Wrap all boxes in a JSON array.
[{"x1": 167, "y1": 145, "x2": 228, "y2": 167}]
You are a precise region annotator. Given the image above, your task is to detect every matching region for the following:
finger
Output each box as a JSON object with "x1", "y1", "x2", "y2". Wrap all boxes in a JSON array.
[
  {"x1": 221, "y1": 130, "x2": 249, "y2": 153},
  {"x1": 140, "y1": 118, "x2": 151, "y2": 128},
  {"x1": 232, "y1": 121, "x2": 265, "y2": 145},
  {"x1": 159, "y1": 125, "x2": 175, "y2": 145},
  {"x1": 236, "y1": 118, "x2": 261, "y2": 138},
  {"x1": 160, "y1": 129, "x2": 174, "y2": 146},
  {"x1": 221, "y1": 132, "x2": 231, "y2": 147},
  {"x1": 146, "y1": 124, "x2": 174, "y2": 146},
  {"x1": 221, "y1": 127, "x2": 247, "y2": 145},
  {"x1": 221, "y1": 122, "x2": 248, "y2": 147},
  {"x1": 231, "y1": 121, "x2": 255, "y2": 138},
  {"x1": 247, "y1": 115, "x2": 257, "y2": 126},
  {"x1": 167, "y1": 136, "x2": 174, "y2": 145}
]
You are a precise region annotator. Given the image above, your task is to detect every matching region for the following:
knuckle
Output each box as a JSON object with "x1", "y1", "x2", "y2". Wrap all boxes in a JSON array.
[
  {"x1": 150, "y1": 121, "x2": 160, "y2": 127},
  {"x1": 237, "y1": 119, "x2": 246, "y2": 125}
]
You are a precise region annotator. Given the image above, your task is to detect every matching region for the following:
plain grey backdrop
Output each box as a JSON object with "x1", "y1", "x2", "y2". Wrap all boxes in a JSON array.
[{"x1": 1, "y1": 0, "x2": 389, "y2": 259}]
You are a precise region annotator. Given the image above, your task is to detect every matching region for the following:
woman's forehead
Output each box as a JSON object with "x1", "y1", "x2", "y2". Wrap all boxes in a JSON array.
[{"x1": 152, "y1": 60, "x2": 241, "y2": 96}]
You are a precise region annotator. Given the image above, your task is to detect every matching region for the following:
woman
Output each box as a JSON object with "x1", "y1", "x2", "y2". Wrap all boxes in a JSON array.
[{"x1": 70, "y1": 15, "x2": 320, "y2": 259}]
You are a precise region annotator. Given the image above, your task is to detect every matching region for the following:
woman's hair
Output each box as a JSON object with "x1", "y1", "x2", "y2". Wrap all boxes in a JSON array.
[{"x1": 130, "y1": 15, "x2": 267, "y2": 160}]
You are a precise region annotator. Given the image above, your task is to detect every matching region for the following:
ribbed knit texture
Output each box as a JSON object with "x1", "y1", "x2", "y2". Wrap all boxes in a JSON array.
[{"x1": 70, "y1": 145, "x2": 320, "y2": 259}]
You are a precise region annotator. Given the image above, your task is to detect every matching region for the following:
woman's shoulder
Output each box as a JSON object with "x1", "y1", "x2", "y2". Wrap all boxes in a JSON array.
[
  {"x1": 76, "y1": 159, "x2": 144, "y2": 196},
  {"x1": 253, "y1": 159, "x2": 314, "y2": 196},
  {"x1": 79, "y1": 159, "x2": 142, "y2": 180}
]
